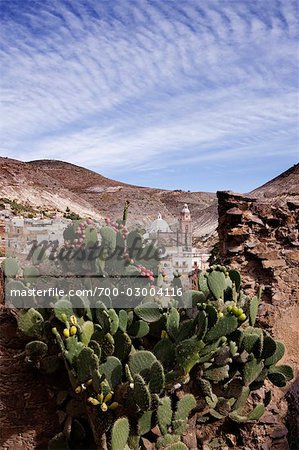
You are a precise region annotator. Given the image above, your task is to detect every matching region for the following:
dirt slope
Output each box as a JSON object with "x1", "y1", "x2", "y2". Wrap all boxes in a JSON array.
[{"x1": 0, "y1": 157, "x2": 218, "y2": 245}]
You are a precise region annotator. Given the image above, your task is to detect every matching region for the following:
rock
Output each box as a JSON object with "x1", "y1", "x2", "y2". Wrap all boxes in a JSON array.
[
  {"x1": 262, "y1": 259, "x2": 286, "y2": 269},
  {"x1": 271, "y1": 426, "x2": 288, "y2": 439},
  {"x1": 217, "y1": 186, "x2": 299, "y2": 448}
]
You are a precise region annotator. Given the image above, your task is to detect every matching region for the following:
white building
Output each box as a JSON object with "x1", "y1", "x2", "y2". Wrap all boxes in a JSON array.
[{"x1": 145, "y1": 204, "x2": 193, "y2": 276}]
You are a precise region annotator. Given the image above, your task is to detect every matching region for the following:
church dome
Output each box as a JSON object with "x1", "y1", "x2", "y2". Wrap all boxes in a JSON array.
[
  {"x1": 148, "y1": 213, "x2": 171, "y2": 234},
  {"x1": 181, "y1": 203, "x2": 190, "y2": 214}
]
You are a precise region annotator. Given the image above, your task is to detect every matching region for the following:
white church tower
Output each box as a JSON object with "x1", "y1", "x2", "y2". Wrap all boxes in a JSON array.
[{"x1": 179, "y1": 204, "x2": 192, "y2": 250}]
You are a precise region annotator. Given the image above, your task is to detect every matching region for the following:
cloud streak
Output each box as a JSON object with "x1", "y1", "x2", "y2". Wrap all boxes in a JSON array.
[{"x1": 0, "y1": 0, "x2": 298, "y2": 190}]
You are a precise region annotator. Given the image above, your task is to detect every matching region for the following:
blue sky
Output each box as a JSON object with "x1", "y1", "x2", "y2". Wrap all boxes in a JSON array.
[{"x1": 0, "y1": 0, "x2": 298, "y2": 192}]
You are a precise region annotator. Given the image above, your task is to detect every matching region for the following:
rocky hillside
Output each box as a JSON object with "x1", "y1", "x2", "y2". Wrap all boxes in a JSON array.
[
  {"x1": 250, "y1": 163, "x2": 299, "y2": 200},
  {"x1": 0, "y1": 157, "x2": 217, "y2": 245}
]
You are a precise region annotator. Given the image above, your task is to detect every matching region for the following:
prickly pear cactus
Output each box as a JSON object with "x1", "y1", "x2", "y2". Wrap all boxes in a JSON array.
[{"x1": 7, "y1": 242, "x2": 293, "y2": 450}]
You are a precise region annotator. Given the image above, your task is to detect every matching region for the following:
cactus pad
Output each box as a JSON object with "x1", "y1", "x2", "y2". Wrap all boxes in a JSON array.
[
  {"x1": 128, "y1": 350, "x2": 157, "y2": 381},
  {"x1": 149, "y1": 360, "x2": 165, "y2": 394},
  {"x1": 100, "y1": 356, "x2": 123, "y2": 389},
  {"x1": 111, "y1": 417, "x2": 130, "y2": 450},
  {"x1": 157, "y1": 396, "x2": 172, "y2": 435},
  {"x1": 132, "y1": 374, "x2": 151, "y2": 410},
  {"x1": 134, "y1": 302, "x2": 163, "y2": 323},
  {"x1": 205, "y1": 315, "x2": 238, "y2": 342},
  {"x1": 18, "y1": 308, "x2": 44, "y2": 337}
]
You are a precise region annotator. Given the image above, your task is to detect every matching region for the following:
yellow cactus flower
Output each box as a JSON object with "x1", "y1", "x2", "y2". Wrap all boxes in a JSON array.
[
  {"x1": 70, "y1": 325, "x2": 77, "y2": 336},
  {"x1": 161, "y1": 330, "x2": 168, "y2": 339},
  {"x1": 97, "y1": 393, "x2": 104, "y2": 403},
  {"x1": 63, "y1": 328, "x2": 70, "y2": 338},
  {"x1": 88, "y1": 397, "x2": 100, "y2": 406},
  {"x1": 75, "y1": 385, "x2": 82, "y2": 394},
  {"x1": 218, "y1": 312, "x2": 224, "y2": 319},
  {"x1": 238, "y1": 313, "x2": 246, "y2": 321},
  {"x1": 232, "y1": 306, "x2": 239, "y2": 315},
  {"x1": 109, "y1": 402, "x2": 119, "y2": 410},
  {"x1": 70, "y1": 315, "x2": 77, "y2": 325},
  {"x1": 104, "y1": 392, "x2": 113, "y2": 403},
  {"x1": 101, "y1": 402, "x2": 108, "y2": 412}
]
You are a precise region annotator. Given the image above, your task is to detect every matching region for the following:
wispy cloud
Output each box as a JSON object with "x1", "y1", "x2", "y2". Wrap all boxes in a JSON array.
[{"x1": 0, "y1": 0, "x2": 298, "y2": 190}]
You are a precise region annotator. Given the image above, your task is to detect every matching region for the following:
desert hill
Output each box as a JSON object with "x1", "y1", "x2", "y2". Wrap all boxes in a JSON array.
[
  {"x1": 1, "y1": 157, "x2": 298, "y2": 248},
  {"x1": 0, "y1": 157, "x2": 217, "y2": 246},
  {"x1": 250, "y1": 163, "x2": 299, "y2": 200}
]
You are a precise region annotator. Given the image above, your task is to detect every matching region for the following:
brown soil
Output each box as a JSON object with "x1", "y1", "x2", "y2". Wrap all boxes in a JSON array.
[{"x1": 0, "y1": 310, "x2": 60, "y2": 450}]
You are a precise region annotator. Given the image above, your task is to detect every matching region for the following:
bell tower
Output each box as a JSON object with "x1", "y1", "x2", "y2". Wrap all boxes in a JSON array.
[{"x1": 179, "y1": 204, "x2": 192, "y2": 250}]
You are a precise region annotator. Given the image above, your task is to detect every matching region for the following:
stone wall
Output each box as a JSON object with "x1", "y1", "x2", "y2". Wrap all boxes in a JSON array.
[
  {"x1": 217, "y1": 191, "x2": 299, "y2": 325},
  {"x1": 217, "y1": 190, "x2": 299, "y2": 448}
]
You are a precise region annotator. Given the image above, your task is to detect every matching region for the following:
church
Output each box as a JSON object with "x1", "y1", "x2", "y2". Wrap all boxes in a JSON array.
[{"x1": 144, "y1": 204, "x2": 193, "y2": 276}]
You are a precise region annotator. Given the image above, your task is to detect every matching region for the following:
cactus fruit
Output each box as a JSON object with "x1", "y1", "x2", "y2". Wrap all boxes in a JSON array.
[{"x1": 111, "y1": 417, "x2": 130, "y2": 450}]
